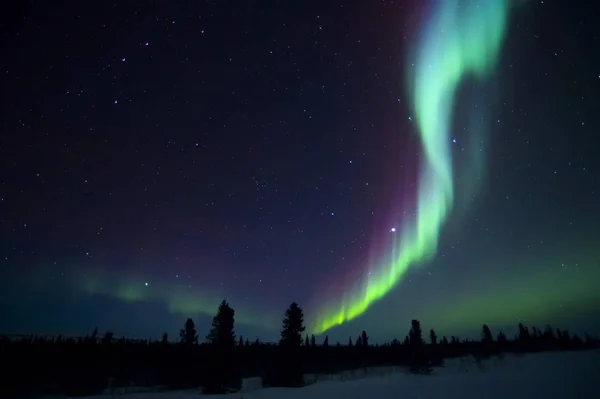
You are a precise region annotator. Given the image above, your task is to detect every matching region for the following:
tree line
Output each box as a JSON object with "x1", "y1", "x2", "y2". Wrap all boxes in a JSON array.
[{"x1": 2, "y1": 299, "x2": 598, "y2": 397}]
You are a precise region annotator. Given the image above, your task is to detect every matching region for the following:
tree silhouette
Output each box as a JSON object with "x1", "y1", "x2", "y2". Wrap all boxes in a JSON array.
[
  {"x1": 180, "y1": 318, "x2": 198, "y2": 345},
  {"x1": 348, "y1": 336, "x2": 353, "y2": 347},
  {"x1": 356, "y1": 335, "x2": 362, "y2": 347},
  {"x1": 409, "y1": 319, "x2": 423, "y2": 347},
  {"x1": 310, "y1": 334, "x2": 316, "y2": 347},
  {"x1": 361, "y1": 330, "x2": 369, "y2": 347},
  {"x1": 481, "y1": 324, "x2": 493, "y2": 343},
  {"x1": 280, "y1": 302, "x2": 305, "y2": 348},
  {"x1": 238, "y1": 335, "x2": 244, "y2": 347},
  {"x1": 323, "y1": 335, "x2": 329, "y2": 347},
  {"x1": 407, "y1": 319, "x2": 429, "y2": 374},
  {"x1": 276, "y1": 302, "x2": 307, "y2": 387},
  {"x1": 304, "y1": 334, "x2": 310, "y2": 347},
  {"x1": 518, "y1": 322, "x2": 531, "y2": 341},
  {"x1": 204, "y1": 301, "x2": 240, "y2": 394},
  {"x1": 429, "y1": 329, "x2": 437, "y2": 345},
  {"x1": 161, "y1": 333, "x2": 168, "y2": 345},
  {"x1": 206, "y1": 300, "x2": 236, "y2": 348}
]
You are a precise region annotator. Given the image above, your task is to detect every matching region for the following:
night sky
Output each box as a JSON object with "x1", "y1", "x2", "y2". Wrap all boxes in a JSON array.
[{"x1": 1, "y1": 1, "x2": 599, "y2": 344}]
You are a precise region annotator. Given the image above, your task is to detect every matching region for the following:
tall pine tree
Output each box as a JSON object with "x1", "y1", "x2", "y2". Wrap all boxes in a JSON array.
[
  {"x1": 361, "y1": 330, "x2": 369, "y2": 347},
  {"x1": 481, "y1": 324, "x2": 493, "y2": 343},
  {"x1": 409, "y1": 319, "x2": 423, "y2": 347},
  {"x1": 429, "y1": 329, "x2": 437, "y2": 345},
  {"x1": 280, "y1": 302, "x2": 306, "y2": 348},
  {"x1": 180, "y1": 318, "x2": 198, "y2": 345},
  {"x1": 203, "y1": 300, "x2": 240, "y2": 394},
  {"x1": 206, "y1": 300, "x2": 236, "y2": 348}
]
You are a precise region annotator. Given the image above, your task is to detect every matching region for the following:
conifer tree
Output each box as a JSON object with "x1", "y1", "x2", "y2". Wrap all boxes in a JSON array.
[
  {"x1": 180, "y1": 318, "x2": 198, "y2": 345},
  {"x1": 482, "y1": 324, "x2": 493, "y2": 343},
  {"x1": 518, "y1": 322, "x2": 531, "y2": 341},
  {"x1": 304, "y1": 334, "x2": 310, "y2": 347},
  {"x1": 206, "y1": 300, "x2": 236, "y2": 348},
  {"x1": 323, "y1": 335, "x2": 329, "y2": 347},
  {"x1": 310, "y1": 334, "x2": 316, "y2": 347},
  {"x1": 361, "y1": 330, "x2": 369, "y2": 347},
  {"x1": 280, "y1": 302, "x2": 305, "y2": 347},
  {"x1": 429, "y1": 329, "x2": 437, "y2": 345},
  {"x1": 409, "y1": 319, "x2": 423, "y2": 347},
  {"x1": 348, "y1": 336, "x2": 353, "y2": 347}
]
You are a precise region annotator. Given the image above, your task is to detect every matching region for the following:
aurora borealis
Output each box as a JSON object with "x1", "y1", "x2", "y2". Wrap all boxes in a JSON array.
[
  {"x1": 2, "y1": 1, "x2": 600, "y2": 343},
  {"x1": 311, "y1": 0, "x2": 511, "y2": 334}
]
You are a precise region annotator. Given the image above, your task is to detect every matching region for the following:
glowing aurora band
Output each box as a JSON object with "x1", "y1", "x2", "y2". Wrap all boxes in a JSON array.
[{"x1": 312, "y1": 0, "x2": 511, "y2": 334}]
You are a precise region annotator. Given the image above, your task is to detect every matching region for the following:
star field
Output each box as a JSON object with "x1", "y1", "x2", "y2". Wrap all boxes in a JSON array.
[{"x1": 1, "y1": 1, "x2": 599, "y2": 342}]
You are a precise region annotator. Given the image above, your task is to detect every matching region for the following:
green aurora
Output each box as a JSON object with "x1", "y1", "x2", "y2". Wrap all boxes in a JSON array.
[{"x1": 310, "y1": 1, "x2": 512, "y2": 334}]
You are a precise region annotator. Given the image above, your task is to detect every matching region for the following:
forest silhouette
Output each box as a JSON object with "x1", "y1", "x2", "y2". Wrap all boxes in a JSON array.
[{"x1": 3, "y1": 300, "x2": 598, "y2": 397}]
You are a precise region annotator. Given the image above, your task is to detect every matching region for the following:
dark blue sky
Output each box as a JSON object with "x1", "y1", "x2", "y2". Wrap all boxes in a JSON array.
[{"x1": 1, "y1": 1, "x2": 599, "y2": 344}]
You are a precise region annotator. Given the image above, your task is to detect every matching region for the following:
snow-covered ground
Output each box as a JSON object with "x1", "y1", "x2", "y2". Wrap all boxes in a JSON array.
[{"x1": 78, "y1": 349, "x2": 599, "y2": 398}]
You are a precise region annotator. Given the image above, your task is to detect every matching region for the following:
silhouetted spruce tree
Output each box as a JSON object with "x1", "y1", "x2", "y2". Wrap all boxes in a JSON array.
[
  {"x1": 429, "y1": 329, "x2": 437, "y2": 345},
  {"x1": 245, "y1": 338, "x2": 250, "y2": 346},
  {"x1": 356, "y1": 335, "x2": 362, "y2": 347},
  {"x1": 481, "y1": 324, "x2": 493, "y2": 343},
  {"x1": 204, "y1": 300, "x2": 240, "y2": 394},
  {"x1": 450, "y1": 336, "x2": 457, "y2": 345},
  {"x1": 361, "y1": 330, "x2": 369, "y2": 347},
  {"x1": 310, "y1": 334, "x2": 316, "y2": 347},
  {"x1": 409, "y1": 320, "x2": 423, "y2": 346},
  {"x1": 280, "y1": 302, "x2": 305, "y2": 348},
  {"x1": 180, "y1": 318, "x2": 198, "y2": 345},
  {"x1": 348, "y1": 336, "x2": 353, "y2": 347},
  {"x1": 238, "y1": 335, "x2": 244, "y2": 347},
  {"x1": 206, "y1": 300, "x2": 236, "y2": 348},
  {"x1": 403, "y1": 335, "x2": 409, "y2": 346},
  {"x1": 441, "y1": 336, "x2": 448, "y2": 345},
  {"x1": 276, "y1": 302, "x2": 306, "y2": 387},
  {"x1": 407, "y1": 320, "x2": 429, "y2": 374},
  {"x1": 304, "y1": 334, "x2": 310, "y2": 347},
  {"x1": 161, "y1": 333, "x2": 168, "y2": 345},
  {"x1": 518, "y1": 322, "x2": 531, "y2": 341},
  {"x1": 323, "y1": 335, "x2": 329, "y2": 347}
]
